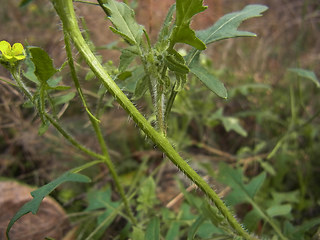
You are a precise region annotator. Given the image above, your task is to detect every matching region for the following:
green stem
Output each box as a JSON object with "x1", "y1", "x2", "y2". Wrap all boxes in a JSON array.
[
  {"x1": 11, "y1": 67, "x2": 33, "y2": 101},
  {"x1": 64, "y1": 32, "x2": 136, "y2": 224},
  {"x1": 164, "y1": 85, "x2": 178, "y2": 122},
  {"x1": 44, "y1": 112, "x2": 103, "y2": 159},
  {"x1": 51, "y1": 0, "x2": 255, "y2": 238},
  {"x1": 249, "y1": 200, "x2": 287, "y2": 240},
  {"x1": 157, "y1": 84, "x2": 165, "y2": 135},
  {"x1": 11, "y1": 52, "x2": 108, "y2": 178}
]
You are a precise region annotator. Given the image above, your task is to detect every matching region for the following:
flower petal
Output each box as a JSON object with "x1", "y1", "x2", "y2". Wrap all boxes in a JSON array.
[
  {"x1": 0, "y1": 40, "x2": 11, "y2": 55},
  {"x1": 14, "y1": 55, "x2": 26, "y2": 60},
  {"x1": 12, "y1": 43, "x2": 25, "y2": 56}
]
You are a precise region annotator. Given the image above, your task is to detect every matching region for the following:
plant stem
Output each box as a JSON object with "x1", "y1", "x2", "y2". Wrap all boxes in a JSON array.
[
  {"x1": 249, "y1": 199, "x2": 287, "y2": 240},
  {"x1": 63, "y1": 32, "x2": 136, "y2": 224},
  {"x1": 11, "y1": 67, "x2": 33, "y2": 101},
  {"x1": 44, "y1": 113, "x2": 104, "y2": 159},
  {"x1": 51, "y1": 0, "x2": 256, "y2": 238},
  {"x1": 10, "y1": 64, "x2": 103, "y2": 161},
  {"x1": 164, "y1": 85, "x2": 178, "y2": 122}
]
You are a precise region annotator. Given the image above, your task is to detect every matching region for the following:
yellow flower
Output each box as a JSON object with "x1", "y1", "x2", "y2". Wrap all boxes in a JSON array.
[{"x1": 0, "y1": 40, "x2": 26, "y2": 64}]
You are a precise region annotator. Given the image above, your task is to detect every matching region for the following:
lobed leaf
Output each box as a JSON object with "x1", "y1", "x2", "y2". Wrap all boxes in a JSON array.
[
  {"x1": 218, "y1": 163, "x2": 266, "y2": 206},
  {"x1": 100, "y1": 0, "x2": 144, "y2": 46},
  {"x1": 170, "y1": 0, "x2": 207, "y2": 50},
  {"x1": 119, "y1": 46, "x2": 139, "y2": 72},
  {"x1": 186, "y1": 4, "x2": 268, "y2": 65},
  {"x1": 6, "y1": 172, "x2": 91, "y2": 239},
  {"x1": 197, "y1": 4, "x2": 268, "y2": 45}
]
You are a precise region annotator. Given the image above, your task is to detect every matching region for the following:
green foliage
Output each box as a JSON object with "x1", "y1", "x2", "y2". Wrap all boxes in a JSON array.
[
  {"x1": 170, "y1": 0, "x2": 207, "y2": 50},
  {"x1": 6, "y1": 172, "x2": 91, "y2": 239},
  {"x1": 145, "y1": 217, "x2": 160, "y2": 240},
  {"x1": 208, "y1": 108, "x2": 248, "y2": 137},
  {"x1": 218, "y1": 163, "x2": 266, "y2": 206},
  {"x1": 29, "y1": 47, "x2": 58, "y2": 83},
  {"x1": 99, "y1": 0, "x2": 144, "y2": 46},
  {"x1": 83, "y1": 187, "x2": 121, "y2": 239},
  {"x1": 288, "y1": 68, "x2": 320, "y2": 88},
  {"x1": 189, "y1": 62, "x2": 227, "y2": 98},
  {"x1": 137, "y1": 177, "x2": 158, "y2": 215},
  {"x1": 5, "y1": 0, "x2": 320, "y2": 240},
  {"x1": 197, "y1": 5, "x2": 268, "y2": 45}
]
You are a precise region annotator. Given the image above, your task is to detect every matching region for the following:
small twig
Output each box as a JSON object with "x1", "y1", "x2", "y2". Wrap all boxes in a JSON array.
[
  {"x1": 192, "y1": 141, "x2": 236, "y2": 161},
  {"x1": 166, "y1": 175, "x2": 210, "y2": 209}
]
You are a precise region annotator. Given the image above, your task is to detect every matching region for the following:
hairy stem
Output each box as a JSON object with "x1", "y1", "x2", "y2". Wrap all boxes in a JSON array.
[
  {"x1": 64, "y1": 32, "x2": 136, "y2": 224},
  {"x1": 51, "y1": 0, "x2": 256, "y2": 238}
]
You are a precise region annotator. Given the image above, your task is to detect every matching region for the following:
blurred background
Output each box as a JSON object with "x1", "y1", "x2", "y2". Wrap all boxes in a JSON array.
[{"x1": 0, "y1": 0, "x2": 320, "y2": 239}]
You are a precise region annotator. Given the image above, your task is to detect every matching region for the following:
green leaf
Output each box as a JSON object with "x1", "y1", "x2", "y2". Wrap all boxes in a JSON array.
[
  {"x1": 119, "y1": 46, "x2": 139, "y2": 72},
  {"x1": 157, "y1": 4, "x2": 176, "y2": 49},
  {"x1": 243, "y1": 208, "x2": 262, "y2": 231},
  {"x1": 221, "y1": 117, "x2": 247, "y2": 137},
  {"x1": 187, "y1": 215, "x2": 206, "y2": 240},
  {"x1": 259, "y1": 160, "x2": 276, "y2": 176},
  {"x1": 23, "y1": 56, "x2": 39, "y2": 84},
  {"x1": 49, "y1": 85, "x2": 71, "y2": 91},
  {"x1": 266, "y1": 204, "x2": 292, "y2": 218},
  {"x1": 85, "y1": 188, "x2": 120, "y2": 224},
  {"x1": 117, "y1": 66, "x2": 145, "y2": 93},
  {"x1": 165, "y1": 49, "x2": 189, "y2": 75},
  {"x1": 209, "y1": 109, "x2": 247, "y2": 137},
  {"x1": 84, "y1": 188, "x2": 121, "y2": 239},
  {"x1": 285, "y1": 217, "x2": 320, "y2": 240},
  {"x1": 165, "y1": 221, "x2": 180, "y2": 240},
  {"x1": 133, "y1": 75, "x2": 148, "y2": 100},
  {"x1": 132, "y1": 227, "x2": 145, "y2": 240},
  {"x1": 47, "y1": 76, "x2": 63, "y2": 88},
  {"x1": 197, "y1": 4, "x2": 268, "y2": 45},
  {"x1": 38, "y1": 121, "x2": 50, "y2": 136},
  {"x1": 186, "y1": 4, "x2": 268, "y2": 65},
  {"x1": 101, "y1": 0, "x2": 144, "y2": 46},
  {"x1": 270, "y1": 190, "x2": 300, "y2": 205},
  {"x1": 197, "y1": 221, "x2": 222, "y2": 238},
  {"x1": 137, "y1": 177, "x2": 158, "y2": 213},
  {"x1": 200, "y1": 202, "x2": 232, "y2": 234},
  {"x1": 218, "y1": 163, "x2": 266, "y2": 206},
  {"x1": 6, "y1": 172, "x2": 91, "y2": 239},
  {"x1": 189, "y1": 63, "x2": 227, "y2": 98},
  {"x1": 52, "y1": 92, "x2": 76, "y2": 106},
  {"x1": 288, "y1": 68, "x2": 320, "y2": 88},
  {"x1": 170, "y1": 0, "x2": 207, "y2": 50},
  {"x1": 145, "y1": 217, "x2": 160, "y2": 240},
  {"x1": 29, "y1": 47, "x2": 58, "y2": 83}
]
